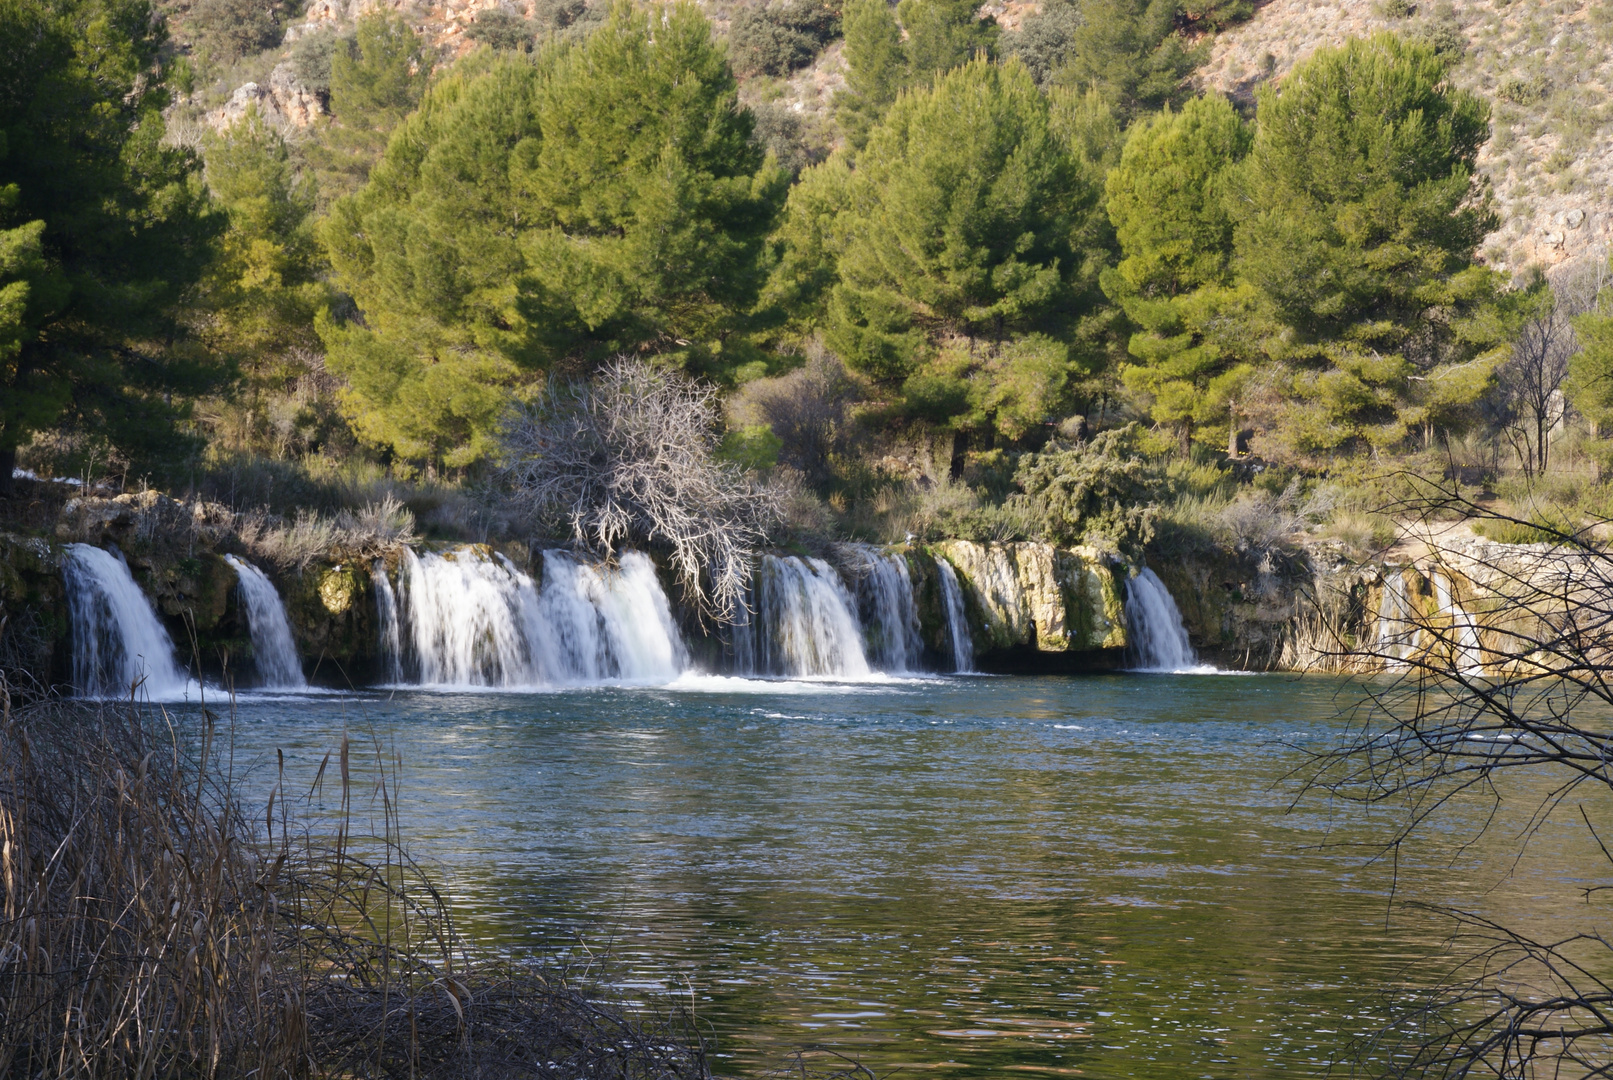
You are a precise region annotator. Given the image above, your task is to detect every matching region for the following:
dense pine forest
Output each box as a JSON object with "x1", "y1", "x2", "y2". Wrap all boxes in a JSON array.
[{"x1": 4, "y1": 0, "x2": 1612, "y2": 556}]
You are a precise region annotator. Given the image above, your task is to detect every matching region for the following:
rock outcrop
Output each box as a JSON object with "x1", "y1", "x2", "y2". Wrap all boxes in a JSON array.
[
  {"x1": 207, "y1": 63, "x2": 327, "y2": 131},
  {"x1": 929, "y1": 540, "x2": 1126, "y2": 670}
]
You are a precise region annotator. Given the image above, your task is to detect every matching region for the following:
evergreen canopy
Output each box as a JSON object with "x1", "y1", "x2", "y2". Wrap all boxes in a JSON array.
[
  {"x1": 1235, "y1": 33, "x2": 1502, "y2": 453},
  {"x1": 1104, "y1": 94, "x2": 1253, "y2": 453},
  {"x1": 0, "y1": 0, "x2": 221, "y2": 485},
  {"x1": 810, "y1": 59, "x2": 1092, "y2": 380},
  {"x1": 318, "y1": 1, "x2": 787, "y2": 468}
]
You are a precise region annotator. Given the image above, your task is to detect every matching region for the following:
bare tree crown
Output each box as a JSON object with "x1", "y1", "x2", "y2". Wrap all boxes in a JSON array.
[{"x1": 499, "y1": 358, "x2": 781, "y2": 622}]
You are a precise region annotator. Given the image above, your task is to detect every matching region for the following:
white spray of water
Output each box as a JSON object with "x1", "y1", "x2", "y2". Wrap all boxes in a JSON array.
[
  {"x1": 527, "y1": 550, "x2": 686, "y2": 683},
  {"x1": 373, "y1": 559, "x2": 404, "y2": 684},
  {"x1": 736, "y1": 555, "x2": 871, "y2": 677},
  {"x1": 1433, "y1": 573, "x2": 1485, "y2": 677},
  {"x1": 62, "y1": 544, "x2": 193, "y2": 700},
  {"x1": 384, "y1": 545, "x2": 687, "y2": 687},
  {"x1": 1125, "y1": 568, "x2": 1199, "y2": 672},
  {"x1": 844, "y1": 544, "x2": 924, "y2": 672},
  {"x1": 223, "y1": 555, "x2": 306, "y2": 689},
  {"x1": 935, "y1": 558, "x2": 974, "y2": 673},
  {"x1": 1375, "y1": 572, "x2": 1417, "y2": 669}
]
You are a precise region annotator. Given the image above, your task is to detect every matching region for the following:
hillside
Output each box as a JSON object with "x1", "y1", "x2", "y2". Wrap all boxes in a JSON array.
[{"x1": 1198, "y1": 0, "x2": 1613, "y2": 278}]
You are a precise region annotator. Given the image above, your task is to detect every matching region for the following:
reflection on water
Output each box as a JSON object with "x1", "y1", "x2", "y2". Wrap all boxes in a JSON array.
[{"x1": 222, "y1": 674, "x2": 1611, "y2": 1078}]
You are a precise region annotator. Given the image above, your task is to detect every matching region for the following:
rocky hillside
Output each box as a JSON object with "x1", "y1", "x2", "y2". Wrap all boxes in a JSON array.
[{"x1": 1199, "y1": 0, "x2": 1613, "y2": 279}]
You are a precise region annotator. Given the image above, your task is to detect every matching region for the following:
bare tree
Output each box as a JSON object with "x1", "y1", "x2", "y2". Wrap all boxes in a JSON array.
[
  {"x1": 1494, "y1": 259, "x2": 1608, "y2": 477},
  {"x1": 1300, "y1": 477, "x2": 1613, "y2": 1077},
  {"x1": 499, "y1": 358, "x2": 782, "y2": 621}
]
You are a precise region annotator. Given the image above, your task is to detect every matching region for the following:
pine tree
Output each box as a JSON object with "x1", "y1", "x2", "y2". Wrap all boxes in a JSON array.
[
  {"x1": 836, "y1": 0, "x2": 906, "y2": 149},
  {"x1": 309, "y1": 12, "x2": 434, "y2": 203},
  {"x1": 820, "y1": 59, "x2": 1090, "y2": 382},
  {"x1": 318, "y1": 2, "x2": 787, "y2": 470},
  {"x1": 1050, "y1": 0, "x2": 1201, "y2": 119},
  {"x1": 1103, "y1": 94, "x2": 1254, "y2": 454},
  {"x1": 1235, "y1": 33, "x2": 1501, "y2": 455},
  {"x1": 0, "y1": 0, "x2": 223, "y2": 490},
  {"x1": 898, "y1": 0, "x2": 997, "y2": 81}
]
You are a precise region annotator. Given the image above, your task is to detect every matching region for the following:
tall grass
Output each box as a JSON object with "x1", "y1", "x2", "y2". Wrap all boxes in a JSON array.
[{"x1": 0, "y1": 689, "x2": 713, "y2": 1079}]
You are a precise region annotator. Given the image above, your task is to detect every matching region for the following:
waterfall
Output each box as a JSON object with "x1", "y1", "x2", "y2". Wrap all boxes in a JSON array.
[
  {"x1": 223, "y1": 555, "x2": 306, "y2": 689},
  {"x1": 62, "y1": 544, "x2": 192, "y2": 699},
  {"x1": 935, "y1": 558, "x2": 974, "y2": 673},
  {"x1": 1125, "y1": 568, "x2": 1198, "y2": 672},
  {"x1": 738, "y1": 555, "x2": 870, "y2": 677},
  {"x1": 1375, "y1": 572, "x2": 1417, "y2": 669},
  {"x1": 843, "y1": 544, "x2": 924, "y2": 672},
  {"x1": 1433, "y1": 574, "x2": 1485, "y2": 676},
  {"x1": 526, "y1": 550, "x2": 686, "y2": 683},
  {"x1": 373, "y1": 559, "x2": 404, "y2": 684},
  {"x1": 388, "y1": 545, "x2": 686, "y2": 687}
]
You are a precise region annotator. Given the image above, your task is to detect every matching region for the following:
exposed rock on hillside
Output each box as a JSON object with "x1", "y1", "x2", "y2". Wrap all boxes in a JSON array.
[
  {"x1": 207, "y1": 61, "x2": 327, "y2": 129},
  {"x1": 1198, "y1": 0, "x2": 1613, "y2": 278}
]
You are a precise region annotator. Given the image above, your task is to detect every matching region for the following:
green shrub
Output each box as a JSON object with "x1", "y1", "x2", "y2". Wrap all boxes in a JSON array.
[
  {"x1": 467, "y1": 9, "x2": 539, "y2": 51},
  {"x1": 291, "y1": 27, "x2": 342, "y2": 93},
  {"x1": 728, "y1": 0, "x2": 840, "y2": 77},
  {"x1": 1014, "y1": 423, "x2": 1160, "y2": 552},
  {"x1": 193, "y1": 0, "x2": 280, "y2": 63},
  {"x1": 1472, "y1": 504, "x2": 1582, "y2": 545},
  {"x1": 1498, "y1": 73, "x2": 1552, "y2": 105},
  {"x1": 1375, "y1": 0, "x2": 1416, "y2": 17}
]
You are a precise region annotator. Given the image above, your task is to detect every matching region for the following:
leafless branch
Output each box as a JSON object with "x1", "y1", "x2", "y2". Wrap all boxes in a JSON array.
[
  {"x1": 499, "y1": 358, "x2": 782, "y2": 622},
  {"x1": 1294, "y1": 474, "x2": 1613, "y2": 1077}
]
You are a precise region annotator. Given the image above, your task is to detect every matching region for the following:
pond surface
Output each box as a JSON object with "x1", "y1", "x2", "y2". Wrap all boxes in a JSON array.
[{"x1": 219, "y1": 673, "x2": 1607, "y2": 1078}]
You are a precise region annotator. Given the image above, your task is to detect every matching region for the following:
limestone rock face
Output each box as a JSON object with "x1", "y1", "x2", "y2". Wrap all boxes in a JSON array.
[
  {"x1": 930, "y1": 540, "x2": 1125, "y2": 655},
  {"x1": 207, "y1": 63, "x2": 327, "y2": 131}
]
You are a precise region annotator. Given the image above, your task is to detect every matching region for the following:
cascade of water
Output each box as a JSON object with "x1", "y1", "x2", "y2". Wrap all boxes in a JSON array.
[
  {"x1": 527, "y1": 550, "x2": 686, "y2": 683},
  {"x1": 62, "y1": 544, "x2": 192, "y2": 699},
  {"x1": 223, "y1": 555, "x2": 306, "y2": 689},
  {"x1": 1433, "y1": 574, "x2": 1485, "y2": 676},
  {"x1": 935, "y1": 558, "x2": 975, "y2": 673},
  {"x1": 373, "y1": 559, "x2": 404, "y2": 683},
  {"x1": 844, "y1": 544, "x2": 924, "y2": 672},
  {"x1": 1375, "y1": 572, "x2": 1417, "y2": 669},
  {"x1": 401, "y1": 547, "x2": 532, "y2": 686},
  {"x1": 389, "y1": 545, "x2": 688, "y2": 687},
  {"x1": 1125, "y1": 568, "x2": 1199, "y2": 672},
  {"x1": 743, "y1": 555, "x2": 871, "y2": 677}
]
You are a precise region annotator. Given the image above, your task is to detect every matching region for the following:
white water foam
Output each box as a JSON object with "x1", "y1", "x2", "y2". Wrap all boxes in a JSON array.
[
  {"x1": 384, "y1": 546, "x2": 687, "y2": 688},
  {"x1": 223, "y1": 555, "x2": 306, "y2": 689},
  {"x1": 373, "y1": 558, "x2": 404, "y2": 684},
  {"x1": 935, "y1": 558, "x2": 975, "y2": 673},
  {"x1": 1433, "y1": 574, "x2": 1485, "y2": 677},
  {"x1": 63, "y1": 544, "x2": 195, "y2": 700},
  {"x1": 843, "y1": 544, "x2": 925, "y2": 673},
  {"x1": 1375, "y1": 572, "x2": 1417, "y2": 669},
  {"x1": 734, "y1": 555, "x2": 871, "y2": 678},
  {"x1": 1125, "y1": 568, "x2": 1208, "y2": 673}
]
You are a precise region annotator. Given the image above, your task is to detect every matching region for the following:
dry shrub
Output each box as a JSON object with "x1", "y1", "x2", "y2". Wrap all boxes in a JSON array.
[
  {"x1": 0, "y1": 690, "x2": 710, "y2": 1080},
  {"x1": 238, "y1": 496, "x2": 419, "y2": 570}
]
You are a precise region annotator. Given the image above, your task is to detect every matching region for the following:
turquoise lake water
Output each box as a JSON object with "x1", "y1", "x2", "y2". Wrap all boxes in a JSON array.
[{"x1": 216, "y1": 672, "x2": 1609, "y2": 1078}]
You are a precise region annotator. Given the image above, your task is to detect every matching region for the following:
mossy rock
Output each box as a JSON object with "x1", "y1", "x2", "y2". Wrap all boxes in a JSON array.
[
  {"x1": 283, "y1": 560, "x2": 380, "y2": 686},
  {"x1": 0, "y1": 533, "x2": 68, "y2": 684}
]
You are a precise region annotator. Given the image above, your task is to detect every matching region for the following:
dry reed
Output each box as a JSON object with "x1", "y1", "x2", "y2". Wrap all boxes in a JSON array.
[{"x1": 0, "y1": 688, "x2": 711, "y2": 1079}]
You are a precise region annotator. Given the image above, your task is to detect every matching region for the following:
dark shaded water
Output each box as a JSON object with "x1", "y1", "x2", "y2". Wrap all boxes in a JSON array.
[{"x1": 221, "y1": 673, "x2": 1609, "y2": 1078}]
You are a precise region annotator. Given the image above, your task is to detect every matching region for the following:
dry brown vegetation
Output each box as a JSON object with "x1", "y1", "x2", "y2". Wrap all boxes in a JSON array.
[{"x1": 0, "y1": 686, "x2": 713, "y2": 1079}]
